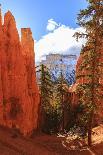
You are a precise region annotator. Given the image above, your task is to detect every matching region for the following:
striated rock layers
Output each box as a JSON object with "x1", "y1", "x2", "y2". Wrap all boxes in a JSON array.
[{"x1": 0, "y1": 9, "x2": 39, "y2": 135}]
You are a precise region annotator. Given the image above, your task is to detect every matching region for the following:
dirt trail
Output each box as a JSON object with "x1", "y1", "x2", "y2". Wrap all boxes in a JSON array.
[
  {"x1": 0, "y1": 126, "x2": 103, "y2": 155},
  {"x1": 0, "y1": 126, "x2": 56, "y2": 155}
]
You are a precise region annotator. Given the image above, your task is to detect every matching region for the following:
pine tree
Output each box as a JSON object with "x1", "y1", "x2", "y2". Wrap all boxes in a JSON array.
[
  {"x1": 56, "y1": 72, "x2": 69, "y2": 131},
  {"x1": 74, "y1": 0, "x2": 103, "y2": 146},
  {"x1": 37, "y1": 64, "x2": 53, "y2": 131},
  {"x1": 40, "y1": 64, "x2": 53, "y2": 112}
]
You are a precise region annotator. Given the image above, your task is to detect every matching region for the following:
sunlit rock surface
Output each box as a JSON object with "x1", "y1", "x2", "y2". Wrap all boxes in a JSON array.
[{"x1": 0, "y1": 9, "x2": 39, "y2": 135}]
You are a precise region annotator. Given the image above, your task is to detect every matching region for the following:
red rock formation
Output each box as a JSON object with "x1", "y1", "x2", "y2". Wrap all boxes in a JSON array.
[
  {"x1": 68, "y1": 83, "x2": 78, "y2": 106},
  {"x1": 0, "y1": 8, "x2": 39, "y2": 135},
  {"x1": 69, "y1": 40, "x2": 103, "y2": 111},
  {"x1": 69, "y1": 41, "x2": 103, "y2": 121}
]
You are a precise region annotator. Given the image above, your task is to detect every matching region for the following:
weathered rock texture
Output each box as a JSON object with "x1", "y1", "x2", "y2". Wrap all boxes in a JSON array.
[
  {"x1": 69, "y1": 40, "x2": 103, "y2": 120},
  {"x1": 0, "y1": 9, "x2": 39, "y2": 135}
]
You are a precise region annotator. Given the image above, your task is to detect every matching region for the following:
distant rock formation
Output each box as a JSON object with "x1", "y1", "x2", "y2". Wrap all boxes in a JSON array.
[
  {"x1": 37, "y1": 54, "x2": 77, "y2": 85},
  {"x1": 0, "y1": 8, "x2": 39, "y2": 135}
]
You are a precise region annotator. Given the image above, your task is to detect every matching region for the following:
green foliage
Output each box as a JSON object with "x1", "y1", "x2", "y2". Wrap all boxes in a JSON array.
[
  {"x1": 56, "y1": 73, "x2": 69, "y2": 101},
  {"x1": 40, "y1": 64, "x2": 53, "y2": 112},
  {"x1": 55, "y1": 72, "x2": 70, "y2": 131},
  {"x1": 43, "y1": 104, "x2": 62, "y2": 134},
  {"x1": 75, "y1": 0, "x2": 103, "y2": 114},
  {"x1": 74, "y1": 0, "x2": 103, "y2": 146},
  {"x1": 39, "y1": 64, "x2": 62, "y2": 133},
  {"x1": 65, "y1": 103, "x2": 86, "y2": 133},
  {"x1": 38, "y1": 64, "x2": 71, "y2": 133}
]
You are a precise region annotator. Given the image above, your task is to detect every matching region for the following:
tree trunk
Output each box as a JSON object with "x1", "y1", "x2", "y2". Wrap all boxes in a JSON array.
[
  {"x1": 88, "y1": 124, "x2": 92, "y2": 147},
  {"x1": 88, "y1": 111, "x2": 93, "y2": 147}
]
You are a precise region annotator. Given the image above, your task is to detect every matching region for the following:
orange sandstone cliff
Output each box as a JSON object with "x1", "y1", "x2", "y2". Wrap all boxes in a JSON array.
[
  {"x1": 0, "y1": 8, "x2": 39, "y2": 135},
  {"x1": 69, "y1": 40, "x2": 103, "y2": 120}
]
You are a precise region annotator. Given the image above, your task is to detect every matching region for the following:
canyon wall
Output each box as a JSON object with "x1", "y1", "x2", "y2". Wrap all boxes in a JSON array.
[
  {"x1": 69, "y1": 36, "x2": 103, "y2": 116},
  {"x1": 0, "y1": 9, "x2": 39, "y2": 135}
]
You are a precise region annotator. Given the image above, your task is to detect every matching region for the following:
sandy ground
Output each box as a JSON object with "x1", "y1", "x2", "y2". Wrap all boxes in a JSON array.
[{"x1": 0, "y1": 125, "x2": 103, "y2": 155}]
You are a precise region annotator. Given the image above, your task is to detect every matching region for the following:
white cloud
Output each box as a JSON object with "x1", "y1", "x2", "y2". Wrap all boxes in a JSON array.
[
  {"x1": 35, "y1": 19, "x2": 86, "y2": 62},
  {"x1": 46, "y1": 19, "x2": 59, "y2": 31}
]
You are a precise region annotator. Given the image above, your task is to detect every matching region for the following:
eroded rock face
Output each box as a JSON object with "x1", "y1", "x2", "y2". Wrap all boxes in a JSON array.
[
  {"x1": 69, "y1": 39, "x2": 103, "y2": 117},
  {"x1": 75, "y1": 43, "x2": 103, "y2": 121},
  {"x1": 0, "y1": 9, "x2": 39, "y2": 135}
]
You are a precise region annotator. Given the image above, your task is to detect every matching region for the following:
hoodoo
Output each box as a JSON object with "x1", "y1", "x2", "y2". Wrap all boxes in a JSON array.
[{"x1": 0, "y1": 8, "x2": 39, "y2": 135}]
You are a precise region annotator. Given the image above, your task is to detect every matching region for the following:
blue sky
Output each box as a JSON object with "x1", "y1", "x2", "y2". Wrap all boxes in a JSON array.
[
  {"x1": 1, "y1": 0, "x2": 87, "y2": 40},
  {"x1": 0, "y1": 0, "x2": 87, "y2": 61}
]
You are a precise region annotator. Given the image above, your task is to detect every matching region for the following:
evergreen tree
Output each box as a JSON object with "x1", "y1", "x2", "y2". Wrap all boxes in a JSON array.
[
  {"x1": 56, "y1": 72, "x2": 69, "y2": 131},
  {"x1": 40, "y1": 64, "x2": 53, "y2": 112},
  {"x1": 74, "y1": 0, "x2": 103, "y2": 146},
  {"x1": 37, "y1": 64, "x2": 53, "y2": 131},
  {"x1": 66, "y1": 69, "x2": 76, "y2": 85}
]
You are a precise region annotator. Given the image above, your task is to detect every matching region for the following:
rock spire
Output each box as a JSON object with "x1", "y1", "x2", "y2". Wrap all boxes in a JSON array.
[{"x1": 0, "y1": 8, "x2": 40, "y2": 135}]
